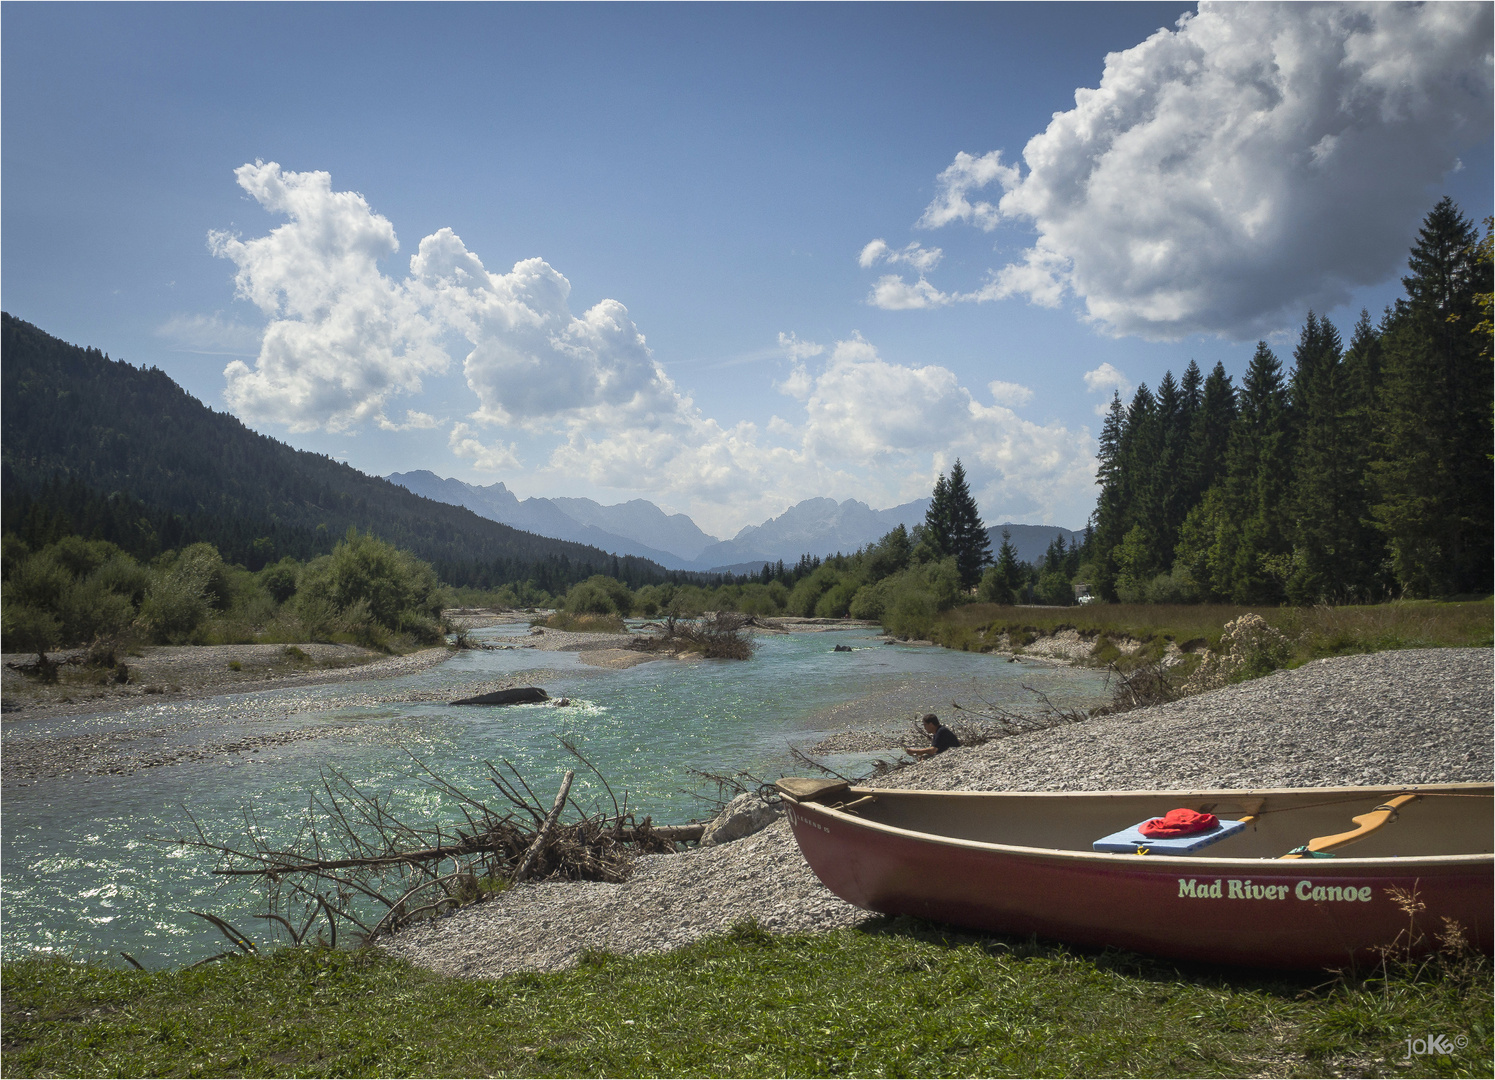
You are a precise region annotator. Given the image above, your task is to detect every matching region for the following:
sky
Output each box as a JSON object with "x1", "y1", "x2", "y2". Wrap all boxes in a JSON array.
[{"x1": 4, "y1": 2, "x2": 1491, "y2": 539}]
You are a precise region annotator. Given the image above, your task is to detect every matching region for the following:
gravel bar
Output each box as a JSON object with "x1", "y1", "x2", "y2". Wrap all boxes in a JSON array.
[{"x1": 381, "y1": 648, "x2": 1492, "y2": 979}]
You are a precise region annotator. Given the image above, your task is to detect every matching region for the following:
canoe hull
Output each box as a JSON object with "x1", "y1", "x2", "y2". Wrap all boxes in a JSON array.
[{"x1": 784, "y1": 790, "x2": 1493, "y2": 969}]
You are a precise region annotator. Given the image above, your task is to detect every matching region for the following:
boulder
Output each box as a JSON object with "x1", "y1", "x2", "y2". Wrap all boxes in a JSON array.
[
  {"x1": 698, "y1": 792, "x2": 782, "y2": 848},
  {"x1": 450, "y1": 687, "x2": 550, "y2": 706}
]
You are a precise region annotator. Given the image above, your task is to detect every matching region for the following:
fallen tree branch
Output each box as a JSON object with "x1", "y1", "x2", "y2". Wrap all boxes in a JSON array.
[{"x1": 514, "y1": 769, "x2": 574, "y2": 884}]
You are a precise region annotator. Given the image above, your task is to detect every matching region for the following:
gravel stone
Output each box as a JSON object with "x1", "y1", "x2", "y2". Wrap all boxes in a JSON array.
[{"x1": 381, "y1": 647, "x2": 1492, "y2": 979}]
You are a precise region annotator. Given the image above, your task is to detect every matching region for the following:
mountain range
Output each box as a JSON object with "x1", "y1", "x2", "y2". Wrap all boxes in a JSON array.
[{"x1": 390, "y1": 471, "x2": 1083, "y2": 572}]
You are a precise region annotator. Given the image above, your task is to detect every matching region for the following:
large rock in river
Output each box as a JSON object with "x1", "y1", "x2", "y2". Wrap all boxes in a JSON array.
[
  {"x1": 450, "y1": 687, "x2": 550, "y2": 706},
  {"x1": 698, "y1": 792, "x2": 782, "y2": 847}
]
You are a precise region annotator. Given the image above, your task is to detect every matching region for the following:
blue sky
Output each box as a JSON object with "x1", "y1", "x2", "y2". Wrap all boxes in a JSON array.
[{"x1": 5, "y1": 2, "x2": 1491, "y2": 537}]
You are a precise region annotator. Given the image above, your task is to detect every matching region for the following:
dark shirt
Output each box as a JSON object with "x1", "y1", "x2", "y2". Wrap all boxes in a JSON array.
[{"x1": 931, "y1": 726, "x2": 960, "y2": 753}]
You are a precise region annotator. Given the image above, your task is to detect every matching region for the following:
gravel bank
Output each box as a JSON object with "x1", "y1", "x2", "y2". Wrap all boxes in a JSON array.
[
  {"x1": 381, "y1": 647, "x2": 1492, "y2": 979},
  {"x1": 0, "y1": 644, "x2": 450, "y2": 722}
]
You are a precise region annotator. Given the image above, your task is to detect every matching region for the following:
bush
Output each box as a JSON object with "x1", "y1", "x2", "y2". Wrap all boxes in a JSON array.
[
  {"x1": 1033, "y1": 570, "x2": 1074, "y2": 606},
  {"x1": 138, "y1": 567, "x2": 211, "y2": 644},
  {"x1": 295, "y1": 530, "x2": 446, "y2": 645},
  {"x1": 848, "y1": 578, "x2": 893, "y2": 621},
  {"x1": 257, "y1": 558, "x2": 301, "y2": 605},
  {"x1": 814, "y1": 579, "x2": 860, "y2": 618},
  {"x1": 563, "y1": 575, "x2": 634, "y2": 617},
  {"x1": 1144, "y1": 566, "x2": 1201, "y2": 605}
]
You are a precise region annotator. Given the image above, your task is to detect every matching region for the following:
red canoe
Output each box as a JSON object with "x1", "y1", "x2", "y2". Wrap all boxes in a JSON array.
[{"x1": 776, "y1": 779, "x2": 1493, "y2": 969}]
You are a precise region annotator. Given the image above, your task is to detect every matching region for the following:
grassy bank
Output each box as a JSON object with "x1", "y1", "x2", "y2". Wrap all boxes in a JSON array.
[
  {"x1": 929, "y1": 600, "x2": 1493, "y2": 668},
  {"x1": 3, "y1": 922, "x2": 1488, "y2": 1078}
]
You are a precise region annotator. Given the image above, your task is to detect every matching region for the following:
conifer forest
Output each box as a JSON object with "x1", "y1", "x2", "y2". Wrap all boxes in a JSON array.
[{"x1": 1084, "y1": 198, "x2": 1491, "y2": 604}]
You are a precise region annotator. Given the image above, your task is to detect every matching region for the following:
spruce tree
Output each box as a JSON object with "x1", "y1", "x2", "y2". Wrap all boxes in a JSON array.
[
  {"x1": 1115, "y1": 384, "x2": 1162, "y2": 583},
  {"x1": 1371, "y1": 198, "x2": 1492, "y2": 595},
  {"x1": 943, "y1": 460, "x2": 991, "y2": 588},
  {"x1": 1220, "y1": 343, "x2": 1292, "y2": 602},
  {"x1": 1090, "y1": 392, "x2": 1127, "y2": 599},
  {"x1": 923, "y1": 473, "x2": 952, "y2": 557},
  {"x1": 1285, "y1": 312, "x2": 1365, "y2": 603},
  {"x1": 980, "y1": 529, "x2": 1023, "y2": 604}
]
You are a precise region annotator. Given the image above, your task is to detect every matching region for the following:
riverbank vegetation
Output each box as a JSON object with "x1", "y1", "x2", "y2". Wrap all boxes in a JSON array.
[
  {"x1": 1, "y1": 528, "x2": 449, "y2": 670},
  {"x1": 928, "y1": 600, "x2": 1494, "y2": 666},
  {"x1": 4, "y1": 921, "x2": 1487, "y2": 1078}
]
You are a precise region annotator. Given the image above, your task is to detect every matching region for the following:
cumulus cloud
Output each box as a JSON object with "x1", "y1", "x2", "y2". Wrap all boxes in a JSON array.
[
  {"x1": 210, "y1": 162, "x2": 685, "y2": 438},
  {"x1": 1083, "y1": 363, "x2": 1130, "y2": 395},
  {"x1": 409, "y1": 228, "x2": 680, "y2": 429},
  {"x1": 449, "y1": 422, "x2": 521, "y2": 472},
  {"x1": 915, "y1": 151, "x2": 1020, "y2": 231},
  {"x1": 858, "y1": 238, "x2": 943, "y2": 272},
  {"x1": 210, "y1": 162, "x2": 448, "y2": 431},
  {"x1": 1084, "y1": 363, "x2": 1132, "y2": 415},
  {"x1": 867, "y1": 274, "x2": 952, "y2": 310},
  {"x1": 988, "y1": 380, "x2": 1034, "y2": 407},
  {"x1": 900, "y1": 2, "x2": 1494, "y2": 339},
  {"x1": 777, "y1": 331, "x2": 824, "y2": 363},
  {"x1": 207, "y1": 165, "x2": 1097, "y2": 533},
  {"x1": 377, "y1": 410, "x2": 439, "y2": 432},
  {"x1": 543, "y1": 332, "x2": 1097, "y2": 535}
]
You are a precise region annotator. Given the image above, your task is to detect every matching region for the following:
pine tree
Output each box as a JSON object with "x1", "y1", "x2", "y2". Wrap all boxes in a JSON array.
[
  {"x1": 1371, "y1": 198, "x2": 1492, "y2": 595},
  {"x1": 944, "y1": 460, "x2": 991, "y2": 588},
  {"x1": 1220, "y1": 343, "x2": 1292, "y2": 602},
  {"x1": 1089, "y1": 392, "x2": 1127, "y2": 599},
  {"x1": 979, "y1": 529, "x2": 1023, "y2": 604},
  {"x1": 923, "y1": 473, "x2": 952, "y2": 557},
  {"x1": 1285, "y1": 312, "x2": 1365, "y2": 603},
  {"x1": 1115, "y1": 384, "x2": 1162, "y2": 585}
]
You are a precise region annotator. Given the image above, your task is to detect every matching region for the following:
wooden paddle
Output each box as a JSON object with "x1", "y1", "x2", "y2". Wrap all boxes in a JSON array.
[{"x1": 1280, "y1": 793, "x2": 1420, "y2": 858}]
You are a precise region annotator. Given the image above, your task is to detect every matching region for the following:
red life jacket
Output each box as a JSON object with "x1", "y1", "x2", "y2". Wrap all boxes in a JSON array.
[{"x1": 1138, "y1": 808, "x2": 1219, "y2": 837}]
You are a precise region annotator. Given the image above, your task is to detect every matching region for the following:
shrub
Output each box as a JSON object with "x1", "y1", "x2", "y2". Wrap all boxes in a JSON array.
[
  {"x1": 563, "y1": 575, "x2": 633, "y2": 617},
  {"x1": 814, "y1": 579, "x2": 860, "y2": 618},
  {"x1": 1034, "y1": 570, "x2": 1074, "y2": 606},
  {"x1": 295, "y1": 530, "x2": 445, "y2": 645},
  {"x1": 1144, "y1": 566, "x2": 1201, "y2": 605}
]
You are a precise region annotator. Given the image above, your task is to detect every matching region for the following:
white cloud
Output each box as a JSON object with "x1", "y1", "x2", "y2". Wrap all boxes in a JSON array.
[
  {"x1": 988, "y1": 380, "x2": 1034, "y2": 407},
  {"x1": 377, "y1": 410, "x2": 439, "y2": 432},
  {"x1": 210, "y1": 162, "x2": 447, "y2": 432},
  {"x1": 858, "y1": 238, "x2": 943, "y2": 272},
  {"x1": 155, "y1": 311, "x2": 262, "y2": 354},
  {"x1": 777, "y1": 331, "x2": 824, "y2": 363},
  {"x1": 1083, "y1": 363, "x2": 1130, "y2": 395},
  {"x1": 542, "y1": 333, "x2": 1097, "y2": 535},
  {"x1": 915, "y1": 150, "x2": 1020, "y2": 231},
  {"x1": 206, "y1": 165, "x2": 1098, "y2": 533},
  {"x1": 858, "y1": 239, "x2": 889, "y2": 268},
  {"x1": 909, "y1": 2, "x2": 1493, "y2": 339},
  {"x1": 868, "y1": 275, "x2": 952, "y2": 310},
  {"x1": 408, "y1": 228, "x2": 681, "y2": 430},
  {"x1": 449, "y1": 422, "x2": 521, "y2": 472},
  {"x1": 1084, "y1": 362, "x2": 1132, "y2": 415}
]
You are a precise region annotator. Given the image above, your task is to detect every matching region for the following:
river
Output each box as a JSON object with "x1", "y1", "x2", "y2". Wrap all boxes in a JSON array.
[{"x1": 1, "y1": 623, "x2": 1110, "y2": 968}]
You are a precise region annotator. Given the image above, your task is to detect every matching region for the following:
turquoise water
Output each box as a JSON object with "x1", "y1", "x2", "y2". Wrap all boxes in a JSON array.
[{"x1": 1, "y1": 626, "x2": 1108, "y2": 967}]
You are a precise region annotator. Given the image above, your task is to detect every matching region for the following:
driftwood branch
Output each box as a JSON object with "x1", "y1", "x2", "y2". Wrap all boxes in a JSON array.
[
  {"x1": 514, "y1": 770, "x2": 574, "y2": 884},
  {"x1": 161, "y1": 741, "x2": 709, "y2": 946}
]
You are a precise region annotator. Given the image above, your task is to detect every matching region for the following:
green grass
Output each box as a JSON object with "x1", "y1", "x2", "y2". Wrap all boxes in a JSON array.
[
  {"x1": 3, "y1": 921, "x2": 1489, "y2": 1078},
  {"x1": 930, "y1": 600, "x2": 1492, "y2": 669}
]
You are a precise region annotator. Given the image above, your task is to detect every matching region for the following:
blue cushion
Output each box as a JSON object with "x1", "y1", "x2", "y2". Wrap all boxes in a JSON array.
[{"x1": 1092, "y1": 817, "x2": 1249, "y2": 855}]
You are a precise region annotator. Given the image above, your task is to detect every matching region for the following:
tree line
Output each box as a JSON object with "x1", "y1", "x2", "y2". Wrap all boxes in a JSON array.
[{"x1": 1088, "y1": 198, "x2": 1491, "y2": 604}]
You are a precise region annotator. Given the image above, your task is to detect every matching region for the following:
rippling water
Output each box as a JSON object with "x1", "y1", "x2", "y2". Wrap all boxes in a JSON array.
[{"x1": 1, "y1": 625, "x2": 1108, "y2": 967}]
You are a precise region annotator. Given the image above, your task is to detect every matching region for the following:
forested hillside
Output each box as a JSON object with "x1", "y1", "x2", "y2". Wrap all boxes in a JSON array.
[
  {"x1": 0, "y1": 314, "x2": 675, "y2": 591},
  {"x1": 1088, "y1": 199, "x2": 1492, "y2": 604}
]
